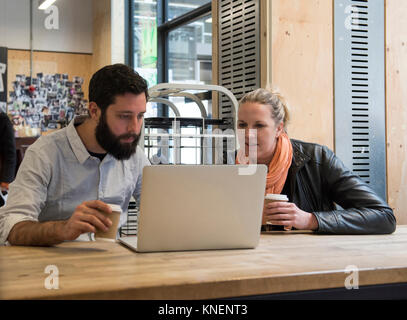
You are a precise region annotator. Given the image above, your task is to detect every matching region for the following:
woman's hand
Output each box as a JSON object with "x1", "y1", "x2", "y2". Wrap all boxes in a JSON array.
[
  {"x1": 0, "y1": 182, "x2": 9, "y2": 191},
  {"x1": 263, "y1": 201, "x2": 319, "y2": 231}
]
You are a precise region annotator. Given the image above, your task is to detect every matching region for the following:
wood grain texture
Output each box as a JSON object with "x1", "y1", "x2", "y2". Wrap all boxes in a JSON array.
[
  {"x1": 92, "y1": 0, "x2": 111, "y2": 73},
  {"x1": 7, "y1": 49, "x2": 92, "y2": 102},
  {"x1": 385, "y1": 0, "x2": 407, "y2": 224},
  {"x1": 270, "y1": 0, "x2": 334, "y2": 149},
  {"x1": 1, "y1": 226, "x2": 407, "y2": 300}
]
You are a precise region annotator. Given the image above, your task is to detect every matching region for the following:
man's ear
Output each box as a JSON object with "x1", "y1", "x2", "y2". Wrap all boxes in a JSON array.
[{"x1": 88, "y1": 102, "x2": 101, "y2": 121}]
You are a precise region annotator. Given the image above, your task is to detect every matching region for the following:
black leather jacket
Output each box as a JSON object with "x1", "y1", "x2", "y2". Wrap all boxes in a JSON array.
[{"x1": 282, "y1": 139, "x2": 396, "y2": 234}]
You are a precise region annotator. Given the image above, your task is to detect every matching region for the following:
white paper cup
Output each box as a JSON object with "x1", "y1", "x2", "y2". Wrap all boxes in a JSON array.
[
  {"x1": 264, "y1": 194, "x2": 291, "y2": 231},
  {"x1": 94, "y1": 204, "x2": 122, "y2": 241},
  {"x1": 264, "y1": 194, "x2": 289, "y2": 202}
]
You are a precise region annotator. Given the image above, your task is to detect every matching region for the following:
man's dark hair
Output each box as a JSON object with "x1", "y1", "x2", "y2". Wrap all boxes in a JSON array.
[{"x1": 89, "y1": 64, "x2": 149, "y2": 112}]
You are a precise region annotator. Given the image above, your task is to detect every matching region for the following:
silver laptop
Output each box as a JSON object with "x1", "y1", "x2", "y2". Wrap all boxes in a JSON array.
[{"x1": 118, "y1": 165, "x2": 267, "y2": 253}]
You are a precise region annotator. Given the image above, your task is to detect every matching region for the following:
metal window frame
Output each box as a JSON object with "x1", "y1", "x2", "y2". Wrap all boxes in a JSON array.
[
  {"x1": 157, "y1": 1, "x2": 212, "y2": 84},
  {"x1": 124, "y1": 0, "x2": 133, "y2": 67},
  {"x1": 126, "y1": 0, "x2": 212, "y2": 117},
  {"x1": 126, "y1": 1, "x2": 211, "y2": 82}
]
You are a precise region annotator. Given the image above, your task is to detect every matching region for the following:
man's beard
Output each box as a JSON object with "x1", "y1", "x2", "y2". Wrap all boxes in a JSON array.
[{"x1": 95, "y1": 112, "x2": 141, "y2": 160}]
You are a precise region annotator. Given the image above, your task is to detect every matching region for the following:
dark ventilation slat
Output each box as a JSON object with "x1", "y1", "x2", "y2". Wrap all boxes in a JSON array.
[
  {"x1": 218, "y1": 0, "x2": 260, "y2": 124},
  {"x1": 334, "y1": 0, "x2": 386, "y2": 200}
]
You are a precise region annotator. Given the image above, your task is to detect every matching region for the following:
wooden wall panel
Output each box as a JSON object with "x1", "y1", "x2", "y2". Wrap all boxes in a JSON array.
[
  {"x1": 92, "y1": 0, "x2": 111, "y2": 73},
  {"x1": 270, "y1": 0, "x2": 334, "y2": 150},
  {"x1": 7, "y1": 49, "x2": 92, "y2": 101},
  {"x1": 385, "y1": 0, "x2": 407, "y2": 224}
]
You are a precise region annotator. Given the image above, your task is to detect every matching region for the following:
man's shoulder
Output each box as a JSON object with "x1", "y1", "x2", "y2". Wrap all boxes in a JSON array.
[{"x1": 27, "y1": 128, "x2": 69, "y2": 154}]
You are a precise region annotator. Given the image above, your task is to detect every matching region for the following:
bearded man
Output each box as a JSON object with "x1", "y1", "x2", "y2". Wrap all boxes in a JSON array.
[{"x1": 0, "y1": 64, "x2": 150, "y2": 246}]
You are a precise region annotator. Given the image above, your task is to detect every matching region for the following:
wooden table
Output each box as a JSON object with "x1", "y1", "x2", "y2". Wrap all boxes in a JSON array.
[{"x1": 1, "y1": 226, "x2": 407, "y2": 300}]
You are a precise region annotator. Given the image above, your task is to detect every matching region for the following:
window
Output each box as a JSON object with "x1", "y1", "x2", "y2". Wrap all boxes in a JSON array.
[
  {"x1": 168, "y1": 15, "x2": 212, "y2": 85},
  {"x1": 168, "y1": 0, "x2": 211, "y2": 21},
  {"x1": 127, "y1": 0, "x2": 211, "y2": 89},
  {"x1": 128, "y1": 1, "x2": 158, "y2": 88},
  {"x1": 127, "y1": 1, "x2": 212, "y2": 165}
]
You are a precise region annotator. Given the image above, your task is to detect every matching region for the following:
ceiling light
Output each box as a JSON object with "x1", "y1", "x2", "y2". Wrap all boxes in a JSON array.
[{"x1": 38, "y1": 0, "x2": 57, "y2": 10}]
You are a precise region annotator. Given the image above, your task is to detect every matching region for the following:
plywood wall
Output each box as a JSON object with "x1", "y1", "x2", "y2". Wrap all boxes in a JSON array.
[
  {"x1": 270, "y1": 0, "x2": 334, "y2": 150},
  {"x1": 92, "y1": 0, "x2": 111, "y2": 73},
  {"x1": 7, "y1": 49, "x2": 92, "y2": 101},
  {"x1": 385, "y1": 0, "x2": 407, "y2": 224}
]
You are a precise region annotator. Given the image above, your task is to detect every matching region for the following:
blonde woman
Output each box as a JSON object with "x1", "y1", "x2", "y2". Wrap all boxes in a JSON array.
[{"x1": 236, "y1": 88, "x2": 396, "y2": 234}]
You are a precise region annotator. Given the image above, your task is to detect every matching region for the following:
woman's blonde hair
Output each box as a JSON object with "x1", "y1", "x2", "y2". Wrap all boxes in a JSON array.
[{"x1": 238, "y1": 86, "x2": 290, "y2": 131}]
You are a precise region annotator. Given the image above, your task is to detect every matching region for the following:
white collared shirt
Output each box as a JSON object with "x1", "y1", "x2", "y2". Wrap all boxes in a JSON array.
[{"x1": 0, "y1": 116, "x2": 150, "y2": 244}]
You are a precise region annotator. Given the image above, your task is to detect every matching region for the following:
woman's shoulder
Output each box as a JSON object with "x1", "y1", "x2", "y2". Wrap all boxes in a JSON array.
[
  {"x1": 290, "y1": 138, "x2": 331, "y2": 153},
  {"x1": 290, "y1": 139, "x2": 335, "y2": 164}
]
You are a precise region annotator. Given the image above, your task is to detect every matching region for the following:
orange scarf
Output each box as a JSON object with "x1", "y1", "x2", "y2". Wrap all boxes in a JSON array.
[{"x1": 236, "y1": 132, "x2": 293, "y2": 194}]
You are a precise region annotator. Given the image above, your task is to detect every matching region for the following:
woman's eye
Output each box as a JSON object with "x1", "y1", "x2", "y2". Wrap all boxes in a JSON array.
[
  {"x1": 238, "y1": 123, "x2": 246, "y2": 128},
  {"x1": 119, "y1": 115, "x2": 131, "y2": 120}
]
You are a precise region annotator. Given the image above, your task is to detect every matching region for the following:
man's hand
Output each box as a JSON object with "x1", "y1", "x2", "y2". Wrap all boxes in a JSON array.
[
  {"x1": 8, "y1": 200, "x2": 114, "y2": 246},
  {"x1": 61, "y1": 200, "x2": 113, "y2": 241},
  {"x1": 263, "y1": 201, "x2": 319, "y2": 231}
]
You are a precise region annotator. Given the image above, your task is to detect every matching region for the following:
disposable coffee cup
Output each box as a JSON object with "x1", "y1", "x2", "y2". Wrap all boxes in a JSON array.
[
  {"x1": 264, "y1": 194, "x2": 291, "y2": 231},
  {"x1": 94, "y1": 204, "x2": 122, "y2": 242},
  {"x1": 264, "y1": 194, "x2": 289, "y2": 202}
]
